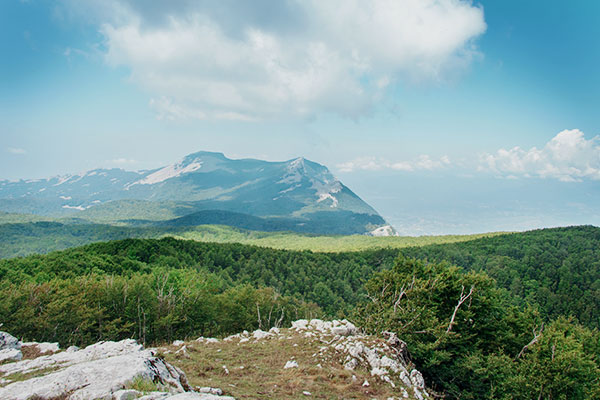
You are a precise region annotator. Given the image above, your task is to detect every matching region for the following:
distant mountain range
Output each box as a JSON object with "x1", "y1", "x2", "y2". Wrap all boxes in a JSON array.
[{"x1": 0, "y1": 152, "x2": 395, "y2": 235}]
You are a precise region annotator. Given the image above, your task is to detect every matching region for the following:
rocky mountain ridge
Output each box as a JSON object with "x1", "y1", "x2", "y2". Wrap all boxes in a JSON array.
[{"x1": 0, "y1": 152, "x2": 395, "y2": 236}]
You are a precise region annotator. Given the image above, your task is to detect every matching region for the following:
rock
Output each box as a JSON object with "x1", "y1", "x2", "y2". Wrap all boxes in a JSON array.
[
  {"x1": 21, "y1": 341, "x2": 60, "y2": 355},
  {"x1": 199, "y1": 387, "x2": 223, "y2": 395},
  {"x1": 410, "y1": 369, "x2": 425, "y2": 389},
  {"x1": 302, "y1": 391, "x2": 312, "y2": 396},
  {"x1": 252, "y1": 329, "x2": 272, "y2": 340},
  {"x1": 284, "y1": 360, "x2": 299, "y2": 369},
  {"x1": 269, "y1": 327, "x2": 280, "y2": 334},
  {"x1": 175, "y1": 346, "x2": 189, "y2": 357},
  {"x1": 113, "y1": 389, "x2": 141, "y2": 400},
  {"x1": 0, "y1": 332, "x2": 20, "y2": 351},
  {"x1": 165, "y1": 394, "x2": 235, "y2": 400},
  {"x1": 196, "y1": 337, "x2": 219, "y2": 344},
  {"x1": 291, "y1": 319, "x2": 309, "y2": 330},
  {"x1": 173, "y1": 340, "x2": 185, "y2": 347},
  {"x1": 0, "y1": 338, "x2": 143, "y2": 376},
  {"x1": 0, "y1": 332, "x2": 22, "y2": 363},
  {"x1": 223, "y1": 334, "x2": 240, "y2": 341},
  {"x1": 0, "y1": 348, "x2": 22, "y2": 363},
  {"x1": 344, "y1": 358, "x2": 358, "y2": 370},
  {"x1": 362, "y1": 379, "x2": 370, "y2": 387},
  {"x1": 67, "y1": 345, "x2": 80, "y2": 352},
  {"x1": 291, "y1": 319, "x2": 357, "y2": 336},
  {"x1": 0, "y1": 339, "x2": 190, "y2": 400},
  {"x1": 137, "y1": 393, "x2": 171, "y2": 400}
]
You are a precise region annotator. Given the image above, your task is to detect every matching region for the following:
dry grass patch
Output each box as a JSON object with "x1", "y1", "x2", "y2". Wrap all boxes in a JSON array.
[
  {"x1": 164, "y1": 330, "x2": 419, "y2": 399},
  {"x1": 20, "y1": 345, "x2": 56, "y2": 360}
]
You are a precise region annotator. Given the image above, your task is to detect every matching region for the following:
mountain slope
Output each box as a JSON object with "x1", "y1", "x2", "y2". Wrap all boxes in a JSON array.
[{"x1": 0, "y1": 152, "x2": 392, "y2": 235}]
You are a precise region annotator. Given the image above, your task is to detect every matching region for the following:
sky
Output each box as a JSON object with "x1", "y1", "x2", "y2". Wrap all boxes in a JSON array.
[{"x1": 1, "y1": 0, "x2": 599, "y2": 234}]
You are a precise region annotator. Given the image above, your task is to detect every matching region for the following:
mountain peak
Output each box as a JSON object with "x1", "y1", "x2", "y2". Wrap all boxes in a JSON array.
[
  {"x1": 183, "y1": 151, "x2": 227, "y2": 161},
  {"x1": 0, "y1": 151, "x2": 392, "y2": 235}
]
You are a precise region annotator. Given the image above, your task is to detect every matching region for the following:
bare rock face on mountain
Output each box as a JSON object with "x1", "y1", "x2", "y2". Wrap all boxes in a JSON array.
[{"x1": 0, "y1": 335, "x2": 233, "y2": 400}]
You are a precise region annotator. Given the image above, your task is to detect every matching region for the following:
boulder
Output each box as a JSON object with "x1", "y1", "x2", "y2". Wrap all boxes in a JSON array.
[
  {"x1": 0, "y1": 332, "x2": 22, "y2": 363},
  {"x1": 0, "y1": 339, "x2": 193, "y2": 400},
  {"x1": 0, "y1": 332, "x2": 20, "y2": 351}
]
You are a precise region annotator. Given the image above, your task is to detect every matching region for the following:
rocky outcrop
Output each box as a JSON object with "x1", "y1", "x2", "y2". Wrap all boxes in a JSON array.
[
  {"x1": 0, "y1": 332, "x2": 22, "y2": 363},
  {"x1": 2, "y1": 320, "x2": 427, "y2": 399},
  {"x1": 291, "y1": 319, "x2": 429, "y2": 400},
  {"x1": 0, "y1": 335, "x2": 233, "y2": 400}
]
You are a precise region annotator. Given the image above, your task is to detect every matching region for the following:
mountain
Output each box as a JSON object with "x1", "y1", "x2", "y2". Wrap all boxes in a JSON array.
[{"x1": 0, "y1": 152, "x2": 394, "y2": 235}]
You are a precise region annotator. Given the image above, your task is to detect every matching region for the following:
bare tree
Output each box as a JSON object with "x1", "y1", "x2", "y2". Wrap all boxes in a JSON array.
[
  {"x1": 393, "y1": 276, "x2": 415, "y2": 313},
  {"x1": 446, "y1": 285, "x2": 474, "y2": 334},
  {"x1": 256, "y1": 302, "x2": 262, "y2": 329},
  {"x1": 516, "y1": 323, "x2": 544, "y2": 360}
]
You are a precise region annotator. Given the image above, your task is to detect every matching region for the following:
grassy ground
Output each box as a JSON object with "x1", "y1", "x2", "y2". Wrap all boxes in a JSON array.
[
  {"x1": 175, "y1": 225, "x2": 511, "y2": 252},
  {"x1": 162, "y1": 328, "x2": 422, "y2": 399}
]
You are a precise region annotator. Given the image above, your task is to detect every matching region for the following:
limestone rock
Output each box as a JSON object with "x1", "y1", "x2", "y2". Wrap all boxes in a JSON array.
[
  {"x1": 113, "y1": 389, "x2": 141, "y2": 400},
  {"x1": 0, "y1": 332, "x2": 20, "y2": 351},
  {"x1": 21, "y1": 341, "x2": 60, "y2": 355},
  {"x1": 165, "y1": 394, "x2": 235, "y2": 400},
  {"x1": 252, "y1": 329, "x2": 273, "y2": 340},
  {"x1": 0, "y1": 332, "x2": 22, "y2": 363},
  {"x1": 0, "y1": 339, "x2": 194, "y2": 400}
]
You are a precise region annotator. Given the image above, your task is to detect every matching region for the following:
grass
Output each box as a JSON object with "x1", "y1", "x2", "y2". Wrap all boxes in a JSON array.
[
  {"x1": 175, "y1": 225, "x2": 511, "y2": 252},
  {"x1": 0, "y1": 366, "x2": 61, "y2": 388},
  {"x1": 20, "y1": 345, "x2": 57, "y2": 360},
  {"x1": 163, "y1": 329, "x2": 422, "y2": 399},
  {"x1": 125, "y1": 376, "x2": 168, "y2": 393}
]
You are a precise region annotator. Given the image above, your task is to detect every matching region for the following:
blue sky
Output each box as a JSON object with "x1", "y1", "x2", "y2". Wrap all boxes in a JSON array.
[{"x1": 1, "y1": 0, "x2": 599, "y2": 234}]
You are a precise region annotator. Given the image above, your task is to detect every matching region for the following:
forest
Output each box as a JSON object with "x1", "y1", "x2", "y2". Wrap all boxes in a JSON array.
[{"x1": 0, "y1": 226, "x2": 599, "y2": 398}]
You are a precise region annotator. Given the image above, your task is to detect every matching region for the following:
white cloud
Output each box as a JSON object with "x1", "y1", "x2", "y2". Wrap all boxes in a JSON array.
[
  {"x1": 7, "y1": 147, "x2": 27, "y2": 155},
  {"x1": 337, "y1": 154, "x2": 451, "y2": 173},
  {"x1": 109, "y1": 158, "x2": 137, "y2": 165},
  {"x1": 480, "y1": 129, "x2": 600, "y2": 182},
  {"x1": 75, "y1": 0, "x2": 486, "y2": 120}
]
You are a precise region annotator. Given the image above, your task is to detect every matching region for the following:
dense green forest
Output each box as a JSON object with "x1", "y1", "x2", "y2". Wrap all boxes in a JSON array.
[
  {"x1": 356, "y1": 256, "x2": 600, "y2": 399},
  {"x1": 403, "y1": 225, "x2": 600, "y2": 328},
  {"x1": 1, "y1": 226, "x2": 599, "y2": 398},
  {"x1": 0, "y1": 237, "x2": 398, "y2": 317},
  {"x1": 0, "y1": 221, "x2": 163, "y2": 258}
]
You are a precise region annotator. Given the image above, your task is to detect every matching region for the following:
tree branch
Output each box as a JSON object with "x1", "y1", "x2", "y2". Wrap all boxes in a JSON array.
[
  {"x1": 516, "y1": 323, "x2": 544, "y2": 360},
  {"x1": 446, "y1": 285, "x2": 474, "y2": 334}
]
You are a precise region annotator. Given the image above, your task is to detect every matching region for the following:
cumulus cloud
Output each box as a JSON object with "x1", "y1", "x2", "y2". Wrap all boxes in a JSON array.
[
  {"x1": 337, "y1": 154, "x2": 451, "y2": 173},
  {"x1": 480, "y1": 129, "x2": 600, "y2": 182},
  {"x1": 7, "y1": 147, "x2": 27, "y2": 155},
  {"x1": 66, "y1": 0, "x2": 486, "y2": 120}
]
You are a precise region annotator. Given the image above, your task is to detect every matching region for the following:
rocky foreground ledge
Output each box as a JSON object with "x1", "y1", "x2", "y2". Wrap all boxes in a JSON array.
[
  {"x1": 0, "y1": 320, "x2": 429, "y2": 400},
  {"x1": 0, "y1": 330, "x2": 230, "y2": 400}
]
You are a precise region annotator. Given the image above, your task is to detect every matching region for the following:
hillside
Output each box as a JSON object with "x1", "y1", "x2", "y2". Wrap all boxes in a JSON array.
[
  {"x1": 0, "y1": 232, "x2": 599, "y2": 398},
  {"x1": 0, "y1": 320, "x2": 431, "y2": 400},
  {"x1": 0, "y1": 219, "x2": 506, "y2": 259},
  {"x1": 1, "y1": 235, "x2": 598, "y2": 398},
  {"x1": 0, "y1": 152, "x2": 391, "y2": 235}
]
